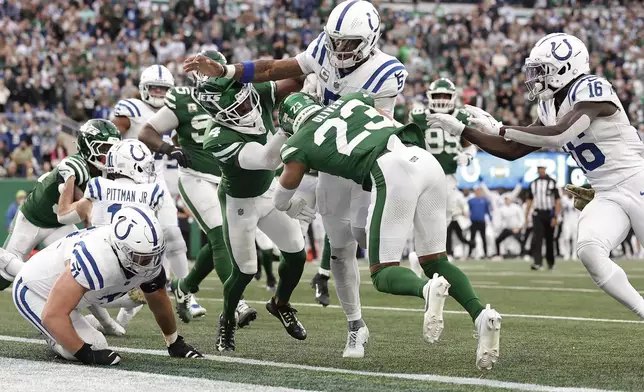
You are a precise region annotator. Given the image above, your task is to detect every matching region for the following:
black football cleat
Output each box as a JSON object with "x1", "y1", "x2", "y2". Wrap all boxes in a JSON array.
[
  {"x1": 310, "y1": 273, "x2": 330, "y2": 307},
  {"x1": 215, "y1": 313, "x2": 236, "y2": 352},
  {"x1": 266, "y1": 298, "x2": 307, "y2": 340}
]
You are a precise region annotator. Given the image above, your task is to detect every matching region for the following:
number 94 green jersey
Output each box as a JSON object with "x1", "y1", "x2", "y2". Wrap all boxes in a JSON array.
[{"x1": 281, "y1": 92, "x2": 425, "y2": 188}]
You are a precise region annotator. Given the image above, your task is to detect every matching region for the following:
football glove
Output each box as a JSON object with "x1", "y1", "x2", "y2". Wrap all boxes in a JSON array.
[
  {"x1": 464, "y1": 105, "x2": 503, "y2": 136},
  {"x1": 74, "y1": 343, "x2": 121, "y2": 365},
  {"x1": 453, "y1": 151, "x2": 473, "y2": 166},
  {"x1": 57, "y1": 161, "x2": 76, "y2": 183},
  {"x1": 159, "y1": 142, "x2": 192, "y2": 168},
  {"x1": 564, "y1": 184, "x2": 595, "y2": 211},
  {"x1": 426, "y1": 113, "x2": 465, "y2": 137},
  {"x1": 167, "y1": 335, "x2": 204, "y2": 358},
  {"x1": 285, "y1": 196, "x2": 316, "y2": 224}
]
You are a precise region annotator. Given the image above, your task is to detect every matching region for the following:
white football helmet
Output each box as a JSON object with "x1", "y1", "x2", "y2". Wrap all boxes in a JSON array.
[
  {"x1": 106, "y1": 140, "x2": 156, "y2": 184},
  {"x1": 524, "y1": 33, "x2": 590, "y2": 101},
  {"x1": 324, "y1": 0, "x2": 381, "y2": 69},
  {"x1": 110, "y1": 207, "x2": 165, "y2": 278},
  {"x1": 139, "y1": 65, "x2": 175, "y2": 108}
]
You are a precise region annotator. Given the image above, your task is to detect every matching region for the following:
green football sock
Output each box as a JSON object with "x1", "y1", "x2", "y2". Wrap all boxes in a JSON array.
[
  {"x1": 370, "y1": 266, "x2": 426, "y2": 298},
  {"x1": 261, "y1": 249, "x2": 275, "y2": 281},
  {"x1": 0, "y1": 276, "x2": 12, "y2": 292},
  {"x1": 223, "y1": 264, "x2": 254, "y2": 321},
  {"x1": 420, "y1": 255, "x2": 485, "y2": 322},
  {"x1": 275, "y1": 249, "x2": 307, "y2": 304},
  {"x1": 208, "y1": 226, "x2": 233, "y2": 285},
  {"x1": 319, "y1": 235, "x2": 331, "y2": 273},
  {"x1": 181, "y1": 244, "x2": 212, "y2": 294}
]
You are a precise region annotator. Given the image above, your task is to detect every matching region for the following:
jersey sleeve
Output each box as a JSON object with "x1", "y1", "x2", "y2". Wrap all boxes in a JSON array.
[
  {"x1": 113, "y1": 99, "x2": 143, "y2": 119},
  {"x1": 566, "y1": 75, "x2": 615, "y2": 108},
  {"x1": 279, "y1": 137, "x2": 309, "y2": 167},
  {"x1": 454, "y1": 108, "x2": 471, "y2": 126},
  {"x1": 61, "y1": 155, "x2": 91, "y2": 186},
  {"x1": 203, "y1": 125, "x2": 245, "y2": 166},
  {"x1": 69, "y1": 241, "x2": 105, "y2": 291},
  {"x1": 84, "y1": 177, "x2": 103, "y2": 201},
  {"x1": 254, "y1": 81, "x2": 278, "y2": 110},
  {"x1": 408, "y1": 108, "x2": 428, "y2": 130},
  {"x1": 367, "y1": 63, "x2": 407, "y2": 115},
  {"x1": 295, "y1": 32, "x2": 326, "y2": 75},
  {"x1": 149, "y1": 183, "x2": 165, "y2": 211}
]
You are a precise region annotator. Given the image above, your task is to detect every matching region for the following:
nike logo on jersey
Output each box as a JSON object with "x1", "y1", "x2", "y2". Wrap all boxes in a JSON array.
[{"x1": 640, "y1": 191, "x2": 644, "y2": 196}]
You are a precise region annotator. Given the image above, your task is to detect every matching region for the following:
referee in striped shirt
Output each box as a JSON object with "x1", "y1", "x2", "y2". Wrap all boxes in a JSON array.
[{"x1": 525, "y1": 164, "x2": 560, "y2": 270}]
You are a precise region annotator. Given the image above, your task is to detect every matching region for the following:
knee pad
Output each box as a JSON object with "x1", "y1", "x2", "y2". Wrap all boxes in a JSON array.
[
  {"x1": 350, "y1": 227, "x2": 367, "y2": 249},
  {"x1": 330, "y1": 242, "x2": 358, "y2": 264},
  {"x1": 0, "y1": 249, "x2": 23, "y2": 281},
  {"x1": 163, "y1": 226, "x2": 188, "y2": 253},
  {"x1": 577, "y1": 241, "x2": 613, "y2": 285}
]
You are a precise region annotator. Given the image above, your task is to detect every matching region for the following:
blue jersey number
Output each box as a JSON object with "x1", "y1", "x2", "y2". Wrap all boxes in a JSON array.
[
  {"x1": 587, "y1": 81, "x2": 603, "y2": 98},
  {"x1": 564, "y1": 142, "x2": 605, "y2": 173},
  {"x1": 107, "y1": 203, "x2": 122, "y2": 221}
]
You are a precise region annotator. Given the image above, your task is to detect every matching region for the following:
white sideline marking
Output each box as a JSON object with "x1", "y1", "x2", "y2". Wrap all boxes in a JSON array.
[
  {"x1": 192, "y1": 297, "x2": 644, "y2": 325},
  {"x1": 0, "y1": 335, "x2": 621, "y2": 392},
  {"x1": 0, "y1": 357, "x2": 307, "y2": 392}
]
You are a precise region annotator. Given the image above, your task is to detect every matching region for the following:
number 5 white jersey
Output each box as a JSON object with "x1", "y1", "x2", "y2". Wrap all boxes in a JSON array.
[
  {"x1": 296, "y1": 32, "x2": 407, "y2": 115},
  {"x1": 543, "y1": 75, "x2": 644, "y2": 191},
  {"x1": 84, "y1": 177, "x2": 164, "y2": 226}
]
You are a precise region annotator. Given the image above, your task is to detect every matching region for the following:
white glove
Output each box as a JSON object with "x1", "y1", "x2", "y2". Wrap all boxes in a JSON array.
[
  {"x1": 56, "y1": 161, "x2": 75, "y2": 182},
  {"x1": 464, "y1": 105, "x2": 503, "y2": 136},
  {"x1": 284, "y1": 196, "x2": 316, "y2": 223},
  {"x1": 453, "y1": 151, "x2": 473, "y2": 166},
  {"x1": 426, "y1": 113, "x2": 465, "y2": 137}
]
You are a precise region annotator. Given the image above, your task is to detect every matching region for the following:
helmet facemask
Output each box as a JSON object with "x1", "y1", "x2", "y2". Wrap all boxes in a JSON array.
[
  {"x1": 324, "y1": 31, "x2": 370, "y2": 69},
  {"x1": 141, "y1": 82, "x2": 173, "y2": 108},
  {"x1": 214, "y1": 84, "x2": 262, "y2": 128},
  {"x1": 86, "y1": 139, "x2": 119, "y2": 171},
  {"x1": 427, "y1": 92, "x2": 456, "y2": 114},
  {"x1": 525, "y1": 60, "x2": 563, "y2": 101},
  {"x1": 115, "y1": 238, "x2": 166, "y2": 279}
]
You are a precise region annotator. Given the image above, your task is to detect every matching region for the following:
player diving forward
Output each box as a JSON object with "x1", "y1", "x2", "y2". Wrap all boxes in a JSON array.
[
  {"x1": 7, "y1": 207, "x2": 202, "y2": 365},
  {"x1": 112, "y1": 64, "x2": 204, "y2": 314},
  {"x1": 139, "y1": 52, "x2": 255, "y2": 326},
  {"x1": 56, "y1": 140, "x2": 164, "y2": 335},
  {"x1": 198, "y1": 77, "x2": 307, "y2": 352},
  {"x1": 428, "y1": 32, "x2": 644, "y2": 319},
  {"x1": 276, "y1": 92, "x2": 502, "y2": 369},
  {"x1": 0, "y1": 119, "x2": 121, "y2": 290},
  {"x1": 184, "y1": 0, "x2": 408, "y2": 349}
]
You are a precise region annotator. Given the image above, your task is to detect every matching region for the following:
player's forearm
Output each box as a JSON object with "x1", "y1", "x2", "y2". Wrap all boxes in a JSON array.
[
  {"x1": 57, "y1": 177, "x2": 82, "y2": 224},
  {"x1": 42, "y1": 309, "x2": 85, "y2": 354},
  {"x1": 145, "y1": 288, "x2": 177, "y2": 336},
  {"x1": 500, "y1": 115, "x2": 591, "y2": 148},
  {"x1": 139, "y1": 125, "x2": 167, "y2": 153},
  {"x1": 232, "y1": 59, "x2": 304, "y2": 83},
  {"x1": 273, "y1": 180, "x2": 297, "y2": 211},
  {"x1": 462, "y1": 127, "x2": 539, "y2": 161}
]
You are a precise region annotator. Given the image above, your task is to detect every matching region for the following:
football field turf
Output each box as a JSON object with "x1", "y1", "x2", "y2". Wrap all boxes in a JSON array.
[{"x1": 0, "y1": 259, "x2": 643, "y2": 392}]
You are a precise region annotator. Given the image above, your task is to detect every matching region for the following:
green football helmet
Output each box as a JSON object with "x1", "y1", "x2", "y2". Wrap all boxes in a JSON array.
[
  {"x1": 190, "y1": 50, "x2": 228, "y2": 86},
  {"x1": 427, "y1": 78, "x2": 457, "y2": 114},
  {"x1": 197, "y1": 78, "x2": 261, "y2": 128},
  {"x1": 77, "y1": 119, "x2": 122, "y2": 171},
  {"x1": 277, "y1": 93, "x2": 323, "y2": 135}
]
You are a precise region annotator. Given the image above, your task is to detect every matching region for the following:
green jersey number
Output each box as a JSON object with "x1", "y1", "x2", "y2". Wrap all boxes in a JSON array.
[
  {"x1": 425, "y1": 128, "x2": 459, "y2": 155},
  {"x1": 190, "y1": 114, "x2": 212, "y2": 144},
  {"x1": 314, "y1": 99, "x2": 394, "y2": 156}
]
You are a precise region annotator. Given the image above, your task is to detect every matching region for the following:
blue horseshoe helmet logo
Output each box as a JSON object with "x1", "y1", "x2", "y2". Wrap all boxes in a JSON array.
[
  {"x1": 114, "y1": 215, "x2": 135, "y2": 240},
  {"x1": 550, "y1": 39, "x2": 573, "y2": 61},
  {"x1": 130, "y1": 144, "x2": 146, "y2": 161}
]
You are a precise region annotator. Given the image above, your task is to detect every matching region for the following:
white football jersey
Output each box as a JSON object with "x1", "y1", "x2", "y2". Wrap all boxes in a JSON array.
[
  {"x1": 84, "y1": 177, "x2": 164, "y2": 226},
  {"x1": 296, "y1": 32, "x2": 407, "y2": 115},
  {"x1": 17, "y1": 227, "x2": 159, "y2": 307},
  {"x1": 543, "y1": 75, "x2": 644, "y2": 191},
  {"x1": 113, "y1": 98, "x2": 167, "y2": 178}
]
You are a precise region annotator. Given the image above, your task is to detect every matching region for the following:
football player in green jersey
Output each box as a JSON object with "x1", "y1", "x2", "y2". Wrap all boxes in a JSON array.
[
  {"x1": 276, "y1": 92, "x2": 502, "y2": 369},
  {"x1": 199, "y1": 77, "x2": 307, "y2": 352},
  {"x1": 0, "y1": 119, "x2": 120, "y2": 290}
]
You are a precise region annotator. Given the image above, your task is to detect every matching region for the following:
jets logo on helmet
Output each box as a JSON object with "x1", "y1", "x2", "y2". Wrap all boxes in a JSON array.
[
  {"x1": 110, "y1": 207, "x2": 166, "y2": 278},
  {"x1": 197, "y1": 78, "x2": 261, "y2": 128},
  {"x1": 324, "y1": 0, "x2": 381, "y2": 69},
  {"x1": 427, "y1": 78, "x2": 457, "y2": 114},
  {"x1": 524, "y1": 33, "x2": 590, "y2": 101},
  {"x1": 77, "y1": 119, "x2": 121, "y2": 171},
  {"x1": 106, "y1": 140, "x2": 157, "y2": 184},
  {"x1": 139, "y1": 64, "x2": 175, "y2": 108}
]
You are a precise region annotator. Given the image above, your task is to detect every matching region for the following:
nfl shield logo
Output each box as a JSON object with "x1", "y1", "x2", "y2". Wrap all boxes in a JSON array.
[{"x1": 237, "y1": 209, "x2": 244, "y2": 216}]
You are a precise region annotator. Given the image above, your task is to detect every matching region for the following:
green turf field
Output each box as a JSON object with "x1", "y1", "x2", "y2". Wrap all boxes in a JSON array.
[{"x1": 1, "y1": 259, "x2": 643, "y2": 391}]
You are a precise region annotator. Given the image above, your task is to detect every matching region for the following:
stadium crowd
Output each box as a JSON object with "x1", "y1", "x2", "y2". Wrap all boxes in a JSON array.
[{"x1": 1, "y1": 0, "x2": 644, "y2": 177}]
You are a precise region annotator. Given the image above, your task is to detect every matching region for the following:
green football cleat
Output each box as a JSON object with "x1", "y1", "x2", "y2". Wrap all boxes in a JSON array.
[{"x1": 171, "y1": 278, "x2": 193, "y2": 323}]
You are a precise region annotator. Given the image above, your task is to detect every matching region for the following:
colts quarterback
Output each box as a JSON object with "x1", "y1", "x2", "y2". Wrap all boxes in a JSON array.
[
  {"x1": 429, "y1": 33, "x2": 644, "y2": 320},
  {"x1": 183, "y1": 0, "x2": 406, "y2": 358}
]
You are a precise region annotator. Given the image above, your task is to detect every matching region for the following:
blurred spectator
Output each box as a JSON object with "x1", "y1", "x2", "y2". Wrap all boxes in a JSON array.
[
  {"x1": 10, "y1": 140, "x2": 33, "y2": 177},
  {"x1": 468, "y1": 187, "x2": 491, "y2": 259},
  {"x1": 5, "y1": 190, "x2": 26, "y2": 232},
  {"x1": 49, "y1": 137, "x2": 68, "y2": 167}
]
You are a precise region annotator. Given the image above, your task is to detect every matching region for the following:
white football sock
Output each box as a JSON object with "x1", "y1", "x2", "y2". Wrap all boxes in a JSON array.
[
  {"x1": 408, "y1": 251, "x2": 422, "y2": 278},
  {"x1": 330, "y1": 242, "x2": 362, "y2": 322}
]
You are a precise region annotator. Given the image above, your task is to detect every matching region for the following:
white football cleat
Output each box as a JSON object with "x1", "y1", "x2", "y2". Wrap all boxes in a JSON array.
[
  {"x1": 342, "y1": 325, "x2": 369, "y2": 358},
  {"x1": 85, "y1": 314, "x2": 126, "y2": 337},
  {"x1": 475, "y1": 304, "x2": 502, "y2": 371},
  {"x1": 116, "y1": 304, "x2": 144, "y2": 329},
  {"x1": 189, "y1": 295, "x2": 207, "y2": 318},
  {"x1": 423, "y1": 273, "x2": 450, "y2": 343}
]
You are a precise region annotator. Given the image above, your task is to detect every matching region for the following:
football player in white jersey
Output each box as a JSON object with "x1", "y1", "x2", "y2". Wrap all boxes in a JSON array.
[
  {"x1": 56, "y1": 140, "x2": 164, "y2": 335},
  {"x1": 112, "y1": 65, "x2": 205, "y2": 315},
  {"x1": 183, "y1": 0, "x2": 406, "y2": 357},
  {"x1": 7, "y1": 207, "x2": 202, "y2": 365},
  {"x1": 429, "y1": 33, "x2": 644, "y2": 319}
]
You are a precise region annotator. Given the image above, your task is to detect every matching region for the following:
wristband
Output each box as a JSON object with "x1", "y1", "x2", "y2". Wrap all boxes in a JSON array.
[
  {"x1": 222, "y1": 65, "x2": 236, "y2": 79},
  {"x1": 240, "y1": 61, "x2": 255, "y2": 83},
  {"x1": 164, "y1": 331, "x2": 178, "y2": 346},
  {"x1": 74, "y1": 342, "x2": 93, "y2": 363}
]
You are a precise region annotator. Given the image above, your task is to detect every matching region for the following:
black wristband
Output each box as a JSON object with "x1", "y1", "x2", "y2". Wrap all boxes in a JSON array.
[
  {"x1": 158, "y1": 142, "x2": 174, "y2": 155},
  {"x1": 74, "y1": 342, "x2": 94, "y2": 363}
]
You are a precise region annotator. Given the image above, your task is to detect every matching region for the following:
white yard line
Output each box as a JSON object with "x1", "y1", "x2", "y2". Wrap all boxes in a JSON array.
[{"x1": 0, "y1": 335, "x2": 621, "y2": 392}]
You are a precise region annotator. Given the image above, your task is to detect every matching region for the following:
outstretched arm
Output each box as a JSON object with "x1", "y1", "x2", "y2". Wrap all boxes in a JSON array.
[
  {"x1": 462, "y1": 127, "x2": 540, "y2": 161},
  {"x1": 184, "y1": 57, "x2": 305, "y2": 83}
]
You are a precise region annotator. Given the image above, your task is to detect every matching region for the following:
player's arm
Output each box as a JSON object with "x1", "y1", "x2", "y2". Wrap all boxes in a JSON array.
[
  {"x1": 275, "y1": 78, "x2": 305, "y2": 102},
  {"x1": 462, "y1": 128, "x2": 539, "y2": 161},
  {"x1": 184, "y1": 56, "x2": 305, "y2": 83},
  {"x1": 141, "y1": 270, "x2": 203, "y2": 358},
  {"x1": 141, "y1": 102, "x2": 191, "y2": 167},
  {"x1": 111, "y1": 116, "x2": 131, "y2": 135},
  {"x1": 57, "y1": 176, "x2": 92, "y2": 224},
  {"x1": 273, "y1": 161, "x2": 315, "y2": 223},
  {"x1": 524, "y1": 187, "x2": 534, "y2": 227},
  {"x1": 552, "y1": 182, "x2": 561, "y2": 227},
  {"x1": 500, "y1": 101, "x2": 618, "y2": 148}
]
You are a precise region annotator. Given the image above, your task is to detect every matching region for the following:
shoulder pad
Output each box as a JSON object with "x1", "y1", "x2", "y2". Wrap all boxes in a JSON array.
[
  {"x1": 84, "y1": 177, "x2": 103, "y2": 200},
  {"x1": 69, "y1": 239, "x2": 108, "y2": 290},
  {"x1": 114, "y1": 99, "x2": 143, "y2": 118},
  {"x1": 148, "y1": 183, "x2": 165, "y2": 211},
  {"x1": 297, "y1": 32, "x2": 326, "y2": 73},
  {"x1": 62, "y1": 155, "x2": 91, "y2": 185},
  {"x1": 164, "y1": 86, "x2": 194, "y2": 110},
  {"x1": 566, "y1": 75, "x2": 614, "y2": 107},
  {"x1": 361, "y1": 59, "x2": 407, "y2": 96}
]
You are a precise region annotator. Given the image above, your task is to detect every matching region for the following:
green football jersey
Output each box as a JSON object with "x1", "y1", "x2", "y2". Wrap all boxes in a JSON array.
[
  {"x1": 408, "y1": 107, "x2": 470, "y2": 175},
  {"x1": 281, "y1": 92, "x2": 425, "y2": 187},
  {"x1": 20, "y1": 154, "x2": 91, "y2": 228},
  {"x1": 203, "y1": 82, "x2": 277, "y2": 198},
  {"x1": 164, "y1": 86, "x2": 221, "y2": 178}
]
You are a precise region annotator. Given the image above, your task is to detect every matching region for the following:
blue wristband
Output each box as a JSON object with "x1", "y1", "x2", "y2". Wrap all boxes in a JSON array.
[{"x1": 240, "y1": 61, "x2": 255, "y2": 83}]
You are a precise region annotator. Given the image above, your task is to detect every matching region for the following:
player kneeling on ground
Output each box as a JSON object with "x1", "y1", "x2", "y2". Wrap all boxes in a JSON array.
[
  {"x1": 276, "y1": 92, "x2": 502, "y2": 369},
  {"x1": 9, "y1": 207, "x2": 202, "y2": 365}
]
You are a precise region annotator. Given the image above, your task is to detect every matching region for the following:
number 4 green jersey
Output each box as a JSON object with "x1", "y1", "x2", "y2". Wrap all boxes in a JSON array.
[
  {"x1": 408, "y1": 107, "x2": 470, "y2": 175},
  {"x1": 164, "y1": 86, "x2": 221, "y2": 179},
  {"x1": 281, "y1": 92, "x2": 425, "y2": 188},
  {"x1": 20, "y1": 154, "x2": 91, "y2": 228}
]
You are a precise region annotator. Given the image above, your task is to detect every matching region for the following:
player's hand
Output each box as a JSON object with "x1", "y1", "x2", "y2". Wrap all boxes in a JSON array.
[
  {"x1": 57, "y1": 161, "x2": 76, "y2": 183},
  {"x1": 74, "y1": 343, "x2": 121, "y2": 365},
  {"x1": 159, "y1": 143, "x2": 192, "y2": 168},
  {"x1": 167, "y1": 335, "x2": 204, "y2": 358},
  {"x1": 183, "y1": 54, "x2": 225, "y2": 77},
  {"x1": 564, "y1": 184, "x2": 595, "y2": 211},
  {"x1": 453, "y1": 151, "x2": 473, "y2": 166},
  {"x1": 285, "y1": 196, "x2": 316, "y2": 223},
  {"x1": 551, "y1": 217, "x2": 557, "y2": 227},
  {"x1": 426, "y1": 113, "x2": 465, "y2": 137},
  {"x1": 464, "y1": 105, "x2": 502, "y2": 136}
]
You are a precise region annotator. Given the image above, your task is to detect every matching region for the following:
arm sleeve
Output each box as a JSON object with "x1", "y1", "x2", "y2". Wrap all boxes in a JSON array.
[
  {"x1": 295, "y1": 32, "x2": 325, "y2": 75},
  {"x1": 237, "y1": 132, "x2": 288, "y2": 170},
  {"x1": 140, "y1": 267, "x2": 168, "y2": 293},
  {"x1": 146, "y1": 106, "x2": 180, "y2": 135},
  {"x1": 273, "y1": 180, "x2": 297, "y2": 211}
]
